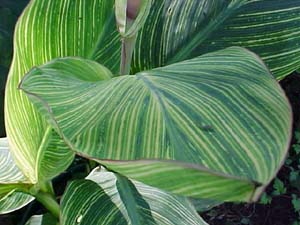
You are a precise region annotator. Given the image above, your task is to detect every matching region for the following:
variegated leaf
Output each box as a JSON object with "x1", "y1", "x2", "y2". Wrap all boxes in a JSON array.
[
  {"x1": 5, "y1": 0, "x2": 120, "y2": 183},
  {"x1": 132, "y1": 0, "x2": 300, "y2": 79},
  {"x1": 0, "y1": 138, "x2": 31, "y2": 196},
  {"x1": 0, "y1": 190, "x2": 34, "y2": 215},
  {"x1": 61, "y1": 167, "x2": 208, "y2": 225},
  {"x1": 20, "y1": 47, "x2": 292, "y2": 202},
  {"x1": 5, "y1": 0, "x2": 299, "y2": 184},
  {"x1": 25, "y1": 213, "x2": 57, "y2": 225}
]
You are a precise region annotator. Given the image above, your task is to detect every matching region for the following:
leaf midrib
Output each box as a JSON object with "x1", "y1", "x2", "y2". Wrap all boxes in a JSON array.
[
  {"x1": 137, "y1": 74, "x2": 190, "y2": 162},
  {"x1": 34, "y1": 125, "x2": 52, "y2": 183}
]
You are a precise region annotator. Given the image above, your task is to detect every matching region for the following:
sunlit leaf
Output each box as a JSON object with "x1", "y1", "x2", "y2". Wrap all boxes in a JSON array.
[{"x1": 5, "y1": 0, "x2": 120, "y2": 183}]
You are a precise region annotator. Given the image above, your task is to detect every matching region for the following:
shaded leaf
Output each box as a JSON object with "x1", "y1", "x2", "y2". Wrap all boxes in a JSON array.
[
  {"x1": 61, "y1": 180, "x2": 127, "y2": 225},
  {"x1": 132, "y1": 0, "x2": 300, "y2": 79},
  {"x1": 25, "y1": 213, "x2": 57, "y2": 225}
]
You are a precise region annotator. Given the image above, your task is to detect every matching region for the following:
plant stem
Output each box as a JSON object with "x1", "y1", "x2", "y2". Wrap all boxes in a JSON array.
[
  {"x1": 120, "y1": 34, "x2": 137, "y2": 75},
  {"x1": 35, "y1": 191, "x2": 60, "y2": 219},
  {"x1": 39, "y1": 180, "x2": 55, "y2": 196}
]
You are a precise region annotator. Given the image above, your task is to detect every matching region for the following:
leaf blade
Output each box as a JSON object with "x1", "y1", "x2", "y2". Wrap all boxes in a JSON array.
[
  {"x1": 20, "y1": 47, "x2": 292, "y2": 201},
  {"x1": 132, "y1": 0, "x2": 300, "y2": 79},
  {"x1": 25, "y1": 213, "x2": 57, "y2": 225},
  {"x1": 0, "y1": 190, "x2": 34, "y2": 215},
  {"x1": 5, "y1": 0, "x2": 118, "y2": 183},
  {"x1": 84, "y1": 167, "x2": 208, "y2": 225},
  {"x1": 0, "y1": 138, "x2": 32, "y2": 196},
  {"x1": 61, "y1": 180, "x2": 127, "y2": 225}
]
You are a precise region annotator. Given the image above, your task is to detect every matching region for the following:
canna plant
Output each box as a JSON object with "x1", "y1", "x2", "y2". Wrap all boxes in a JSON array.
[{"x1": 0, "y1": 0, "x2": 300, "y2": 224}]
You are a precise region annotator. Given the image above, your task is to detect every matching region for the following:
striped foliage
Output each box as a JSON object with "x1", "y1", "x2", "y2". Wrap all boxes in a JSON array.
[
  {"x1": 0, "y1": 190, "x2": 34, "y2": 215},
  {"x1": 20, "y1": 47, "x2": 292, "y2": 202},
  {"x1": 0, "y1": 138, "x2": 31, "y2": 196},
  {"x1": 61, "y1": 180, "x2": 127, "y2": 225},
  {"x1": 132, "y1": 0, "x2": 300, "y2": 79},
  {"x1": 61, "y1": 167, "x2": 207, "y2": 225},
  {"x1": 4, "y1": 0, "x2": 299, "y2": 185},
  {"x1": 0, "y1": 138, "x2": 34, "y2": 214},
  {"x1": 4, "y1": 0, "x2": 120, "y2": 183},
  {"x1": 25, "y1": 214, "x2": 57, "y2": 225}
]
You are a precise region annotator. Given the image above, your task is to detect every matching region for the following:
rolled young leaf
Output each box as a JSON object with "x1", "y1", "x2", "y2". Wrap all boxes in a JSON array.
[
  {"x1": 61, "y1": 167, "x2": 208, "y2": 225},
  {"x1": 115, "y1": 0, "x2": 128, "y2": 35},
  {"x1": 115, "y1": 0, "x2": 152, "y2": 38},
  {"x1": 20, "y1": 47, "x2": 292, "y2": 202},
  {"x1": 132, "y1": 0, "x2": 300, "y2": 79}
]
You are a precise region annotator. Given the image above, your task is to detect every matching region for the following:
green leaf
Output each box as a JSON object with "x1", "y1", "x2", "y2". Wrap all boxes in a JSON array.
[
  {"x1": 0, "y1": 138, "x2": 32, "y2": 196},
  {"x1": 0, "y1": 138, "x2": 34, "y2": 214},
  {"x1": 293, "y1": 144, "x2": 300, "y2": 154},
  {"x1": 0, "y1": 190, "x2": 34, "y2": 215},
  {"x1": 61, "y1": 167, "x2": 208, "y2": 225},
  {"x1": 61, "y1": 179, "x2": 127, "y2": 225},
  {"x1": 89, "y1": 168, "x2": 209, "y2": 225},
  {"x1": 289, "y1": 171, "x2": 299, "y2": 182},
  {"x1": 4, "y1": 0, "x2": 121, "y2": 183},
  {"x1": 295, "y1": 131, "x2": 300, "y2": 143},
  {"x1": 292, "y1": 194, "x2": 300, "y2": 213},
  {"x1": 272, "y1": 178, "x2": 286, "y2": 196},
  {"x1": 292, "y1": 194, "x2": 300, "y2": 212},
  {"x1": 6, "y1": 0, "x2": 299, "y2": 184},
  {"x1": 20, "y1": 47, "x2": 292, "y2": 202},
  {"x1": 132, "y1": 0, "x2": 300, "y2": 79},
  {"x1": 115, "y1": 174, "x2": 156, "y2": 224},
  {"x1": 25, "y1": 213, "x2": 57, "y2": 225},
  {"x1": 259, "y1": 192, "x2": 272, "y2": 205}
]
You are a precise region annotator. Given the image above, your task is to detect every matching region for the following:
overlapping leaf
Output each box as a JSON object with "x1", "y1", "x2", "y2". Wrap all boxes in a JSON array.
[
  {"x1": 132, "y1": 0, "x2": 300, "y2": 79},
  {"x1": 20, "y1": 47, "x2": 292, "y2": 201},
  {"x1": 25, "y1": 214, "x2": 57, "y2": 225},
  {"x1": 5, "y1": 0, "x2": 299, "y2": 186},
  {"x1": 61, "y1": 179, "x2": 127, "y2": 225},
  {"x1": 0, "y1": 190, "x2": 34, "y2": 215},
  {"x1": 0, "y1": 138, "x2": 34, "y2": 214},
  {"x1": 61, "y1": 167, "x2": 207, "y2": 225},
  {"x1": 4, "y1": 0, "x2": 120, "y2": 183},
  {"x1": 0, "y1": 138, "x2": 31, "y2": 195}
]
